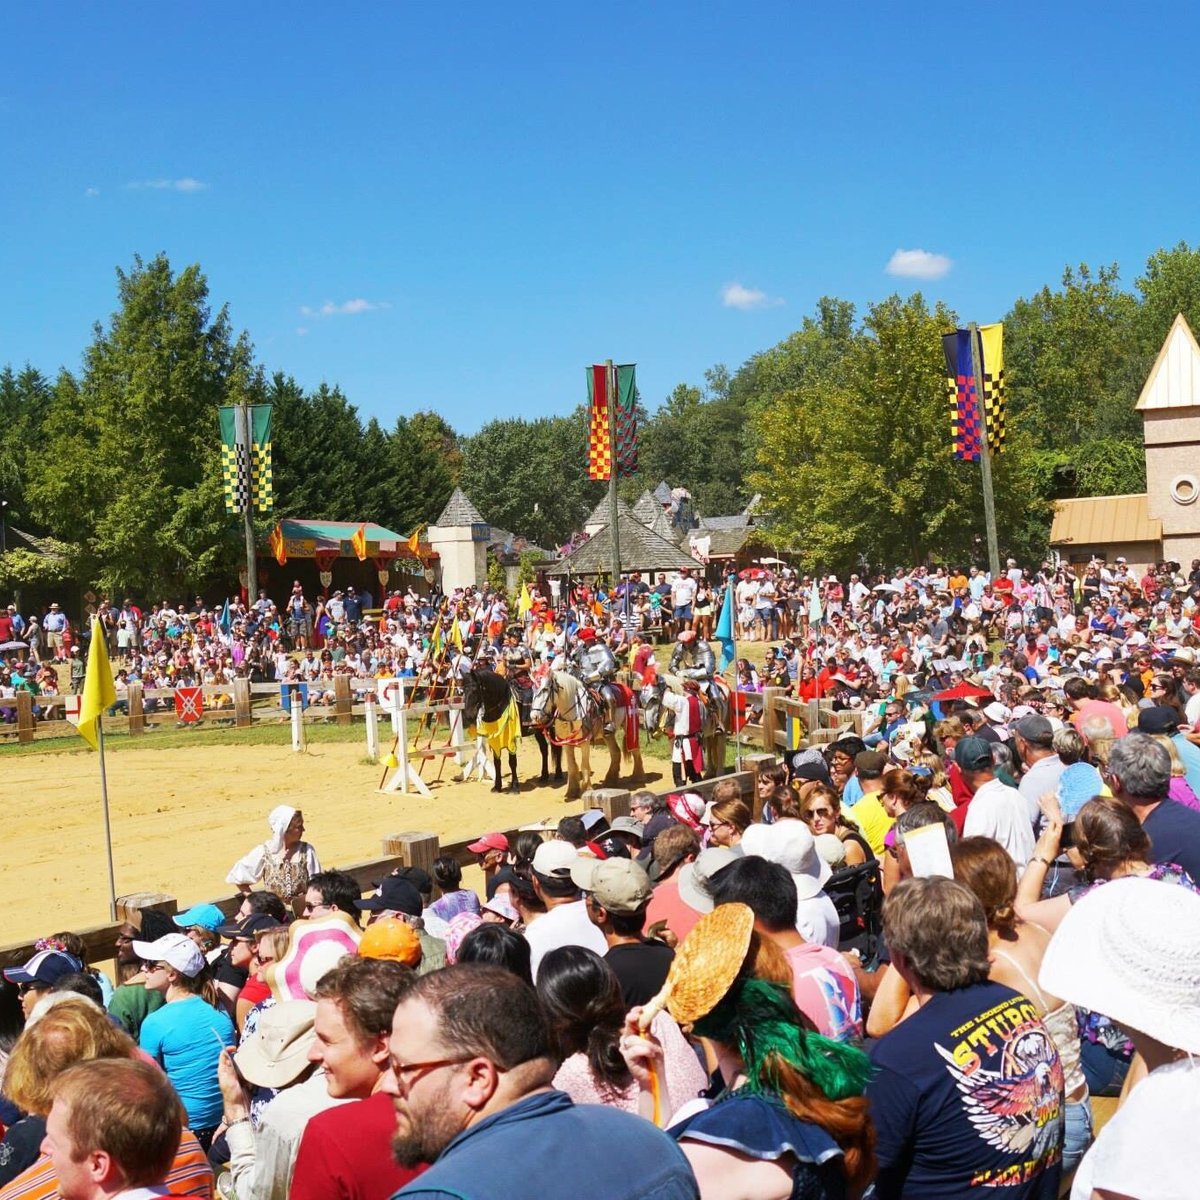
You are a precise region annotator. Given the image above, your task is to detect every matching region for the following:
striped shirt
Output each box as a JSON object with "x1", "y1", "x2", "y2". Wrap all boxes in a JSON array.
[{"x1": 0, "y1": 1130, "x2": 213, "y2": 1200}]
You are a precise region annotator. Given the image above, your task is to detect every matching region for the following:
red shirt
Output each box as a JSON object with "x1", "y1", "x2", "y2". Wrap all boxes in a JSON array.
[
  {"x1": 644, "y1": 876, "x2": 703, "y2": 943},
  {"x1": 289, "y1": 1092, "x2": 422, "y2": 1200}
]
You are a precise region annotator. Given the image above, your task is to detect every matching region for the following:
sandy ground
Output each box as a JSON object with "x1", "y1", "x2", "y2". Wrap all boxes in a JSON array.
[{"x1": 3, "y1": 737, "x2": 674, "y2": 946}]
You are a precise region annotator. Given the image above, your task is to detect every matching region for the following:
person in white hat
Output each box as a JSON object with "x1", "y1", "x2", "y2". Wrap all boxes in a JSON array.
[
  {"x1": 1040, "y1": 876, "x2": 1200, "y2": 1200},
  {"x1": 740, "y1": 822, "x2": 838, "y2": 947},
  {"x1": 522, "y1": 841, "x2": 607, "y2": 980}
]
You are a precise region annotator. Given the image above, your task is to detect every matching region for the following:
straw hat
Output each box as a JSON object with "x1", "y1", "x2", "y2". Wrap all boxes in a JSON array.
[{"x1": 1039, "y1": 876, "x2": 1200, "y2": 1056}]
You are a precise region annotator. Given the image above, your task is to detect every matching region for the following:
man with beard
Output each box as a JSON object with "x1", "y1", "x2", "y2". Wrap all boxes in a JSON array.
[
  {"x1": 383, "y1": 964, "x2": 697, "y2": 1200},
  {"x1": 288, "y1": 958, "x2": 423, "y2": 1200}
]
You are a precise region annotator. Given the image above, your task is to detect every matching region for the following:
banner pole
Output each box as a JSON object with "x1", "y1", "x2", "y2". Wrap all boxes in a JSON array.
[
  {"x1": 97, "y1": 715, "x2": 118, "y2": 921},
  {"x1": 968, "y1": 322, "x2": 1001, "y2": 580}
]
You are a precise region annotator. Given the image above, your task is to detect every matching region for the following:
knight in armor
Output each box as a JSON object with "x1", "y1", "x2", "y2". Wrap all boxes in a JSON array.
[
  {"x1": 570, "y1": 626, "x2": 618, "y2": 684},
  {"x1": 500, "y1": 626, "x2": 532, "y2": 679},
  {"x1": 669, "y1": 628, "x2": 716, "y2": 690}
]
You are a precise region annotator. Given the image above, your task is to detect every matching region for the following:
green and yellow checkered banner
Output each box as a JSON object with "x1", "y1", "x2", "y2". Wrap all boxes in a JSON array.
[
  {"x1": 250, "y1": 404, "x2": 273, "y2": 511},
  {"x1": 219, "y1": 405, "x2": 273, "y2": 513}
]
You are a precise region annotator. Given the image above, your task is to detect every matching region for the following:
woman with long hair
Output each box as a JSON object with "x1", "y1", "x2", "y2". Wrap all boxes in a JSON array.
[
  {"x1": 1017, "y1": 793, "x2": 1198, "y2": 1097},
  {"x1": 757, "y1": 763, "x2": 799, "y2": 824},
  {"x1": 799, "y1": 784, "x2": 871, "y2": 866},
  {"x1": 951, "y1": 837, "x2": 1093, "y2": 1171},
  {"x1": 537, "y1": 946, "x2": 704, "y2": 1114},
  {"x1": 621, "y1": 913, "x2": 875, "y2": 1200},
  {"x1": 136, "y1": 932, "x2": 235, "y2": 1150},
  {"x1": 704, "y1": 795, "x2": 752, "y2": 850}
]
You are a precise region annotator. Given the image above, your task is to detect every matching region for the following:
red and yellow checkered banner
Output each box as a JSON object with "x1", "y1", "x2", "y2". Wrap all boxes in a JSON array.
[{"x1": 586, "y1": 363, "x2": 638, "y2": 481}]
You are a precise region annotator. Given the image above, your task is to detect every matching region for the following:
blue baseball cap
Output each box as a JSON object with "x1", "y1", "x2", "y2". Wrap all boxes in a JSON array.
[{"x1": 174, "y1": 903, "x2": 228, "y2": 932}]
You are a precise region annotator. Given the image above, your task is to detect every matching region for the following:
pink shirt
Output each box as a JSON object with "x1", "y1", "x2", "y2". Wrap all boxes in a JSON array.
[
  {"x1": 1071, "y1": 699, "x2": 1128, "y2": 738},
  {"x1": 784, "y1": 942, "x2": 863, "y2": 1043},
  {"x1": 552, "y1": 1012, "x2": 707, "y2": 1117}
]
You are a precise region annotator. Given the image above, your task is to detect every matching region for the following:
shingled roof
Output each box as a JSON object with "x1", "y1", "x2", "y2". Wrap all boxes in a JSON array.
[
  {"x1": 652, "y1": 480, "x2": 673, "y2": 504},
  {"x1": 583, "y1": 494, "x2": 635, "y2": 528},
  {"x1": 434, "y1": 487, "x2": 487, "y2": 527},
  {"x1": 632, "y1": 489, "x2": 662, "y2": 525},
  {"x1": 547, "y1": 509, "x2": 698, "y2": 575}
]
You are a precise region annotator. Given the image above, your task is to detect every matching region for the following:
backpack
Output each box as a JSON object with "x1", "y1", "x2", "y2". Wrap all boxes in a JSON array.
[{"x1": 825, "y1": 857, "x2": 884, "y2": 965}]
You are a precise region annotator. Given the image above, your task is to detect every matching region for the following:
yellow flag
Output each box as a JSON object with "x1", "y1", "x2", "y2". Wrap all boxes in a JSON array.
[
  {"x1": 518, "y1": 583, "x2": 532, "y2": 617},
  {"x1": 451, "y1": 619, "x2": 463, "y2": 651},
  {"x1": 78, "y1": 618, "x2": 116, "y2": 750}
]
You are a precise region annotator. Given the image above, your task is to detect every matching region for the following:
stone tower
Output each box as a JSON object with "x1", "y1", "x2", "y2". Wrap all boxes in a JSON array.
[{"x1": 1138, "y1": 313, "x2": 1200, "y2": 567}]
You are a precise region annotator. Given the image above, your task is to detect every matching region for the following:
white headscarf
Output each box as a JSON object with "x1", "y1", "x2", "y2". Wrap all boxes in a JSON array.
[{"x1": 266, "y1": 805, "x2": 298, "y2": 854}]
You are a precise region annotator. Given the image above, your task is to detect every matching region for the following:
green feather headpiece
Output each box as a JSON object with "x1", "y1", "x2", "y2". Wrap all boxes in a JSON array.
[{"x1": 692, "y1": 977, "x2": 872, "y2": 1101}]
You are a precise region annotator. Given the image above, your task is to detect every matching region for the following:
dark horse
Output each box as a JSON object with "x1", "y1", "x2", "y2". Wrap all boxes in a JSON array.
[{"x1": 461, "y1": 666, "x2": 562, "y2": 793}]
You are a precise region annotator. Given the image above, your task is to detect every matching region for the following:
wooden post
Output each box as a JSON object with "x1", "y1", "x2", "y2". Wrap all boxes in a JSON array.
[
  {"x1": 584, "y1": 787, "x2": 631, "y2": 825},
  {"x1": 805, "y1": 698, "x2": 820, "y2": 741},
  {"x1": 115, "y1": 892, "x2": 179, "y2": 926},
  {"x1": 382, "y1": 832, "x2": 441, "y2": 877},
  {"x1": 15, "y1": 691, "x2": 34, "y2": 744},
  {"x1": 333, "y1": 674, "x2": 352, "y2": 725},
  {"x1": 744, "y1": 753, "x2": 776, "y2": 821},
  {"x1": 760, "y1": 686, "x2": 784, "y2": 755},
  {"x1": 364, "y1": 694, "x2": 379, "y2": 762},
  {"x1": 233, "y1": 678, "x2": 252, "y2": 729},
  {"x1": 128, "y1": 682, "x2": 144, "y2": 736}
]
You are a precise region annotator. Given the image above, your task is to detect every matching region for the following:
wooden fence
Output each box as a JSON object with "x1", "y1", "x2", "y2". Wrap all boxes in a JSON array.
[{"x1": 0, "y1": 676, "x2": 419, "y2": 745}]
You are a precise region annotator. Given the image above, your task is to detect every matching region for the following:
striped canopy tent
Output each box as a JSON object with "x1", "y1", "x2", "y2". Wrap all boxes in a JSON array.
[{"x1": 264, "y1": 518, "x2": 436, "y2": 593}]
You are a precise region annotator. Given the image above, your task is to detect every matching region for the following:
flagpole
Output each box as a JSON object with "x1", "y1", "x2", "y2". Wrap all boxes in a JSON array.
[
  {"x1": 968, "y1": 322, "x2": 1001, "y2": 580},
  {"x1": 96, "y1": 714, "x2": 118, "y2": 921}
]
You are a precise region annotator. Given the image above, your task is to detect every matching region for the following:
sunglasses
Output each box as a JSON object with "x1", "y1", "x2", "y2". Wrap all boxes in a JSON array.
[{"x1": 804, "y1": 808, "x2": 834, "y2": 819}]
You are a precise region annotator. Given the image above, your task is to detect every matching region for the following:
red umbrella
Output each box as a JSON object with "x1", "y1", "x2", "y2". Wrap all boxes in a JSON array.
[{"x1": 931, "y1": 681, "x2": 993, "y2": 702}]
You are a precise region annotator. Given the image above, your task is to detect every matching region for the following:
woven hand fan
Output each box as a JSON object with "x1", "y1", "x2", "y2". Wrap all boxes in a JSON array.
[{"x1": 637, "y1": 902, "x2": 754, "y2": 1124}]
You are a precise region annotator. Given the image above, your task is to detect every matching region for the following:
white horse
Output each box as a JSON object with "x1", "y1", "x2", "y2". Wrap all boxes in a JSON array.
[
  {"x1": 529, "y1": 670, "x2": 645, "y2": 800},
  {"x1": 641, "y1": 674, "x2": 731, "y2": 780}
]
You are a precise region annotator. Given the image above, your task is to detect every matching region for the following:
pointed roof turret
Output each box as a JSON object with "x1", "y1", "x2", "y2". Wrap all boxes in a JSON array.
[
  {"x1": 435, "y1": 487, "x2": 487, "y2": 527},
  {"x1": 1137, "y1": 313, "x2": 1200, "y2": 411}
]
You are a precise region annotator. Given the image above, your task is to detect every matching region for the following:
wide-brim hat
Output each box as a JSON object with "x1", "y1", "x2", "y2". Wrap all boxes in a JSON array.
[
  {"x1": 234, "y1": 999, "x2": 318, "y2": 1088},
  {"x1": 677, "y1": 847, "x2": 741, "y2": 914},
  {"x1": 740, "y1": 821, "x2": 831, "y2": 900},
  {"x1": 1040, "y1": 875, "x2": 1200, "y2": 1056},
  {"x1": 267, "y1": 912, "x2": 361, "y2": 1002}
]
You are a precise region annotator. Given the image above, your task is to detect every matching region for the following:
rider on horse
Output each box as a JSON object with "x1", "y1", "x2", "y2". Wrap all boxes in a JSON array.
[
  {"x1": 570, "y1": 626, "x2": 619, "y2": 685},
  {"x1": 669, "y1": 629, "x2": 716, "y2": 698}
]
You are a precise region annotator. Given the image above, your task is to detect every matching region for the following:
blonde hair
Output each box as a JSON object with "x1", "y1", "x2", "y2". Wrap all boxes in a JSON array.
[
  {"x1": 5, "y1": 999, "x2": 137, "y2": 1115},
  {"x1": 1151, "y1": 734, "x2": 1188, "y2": 779}
]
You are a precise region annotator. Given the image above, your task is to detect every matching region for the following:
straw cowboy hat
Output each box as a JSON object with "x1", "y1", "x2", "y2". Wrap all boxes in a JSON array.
[{"x1": 1039, "y1": 875, "x2": 1200, "y2": 1056}]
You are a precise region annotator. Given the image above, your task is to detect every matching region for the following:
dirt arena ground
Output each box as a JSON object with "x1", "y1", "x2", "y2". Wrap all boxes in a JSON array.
[{"x1": 3, "y1": 736, "x2": 674, "y2": 945}]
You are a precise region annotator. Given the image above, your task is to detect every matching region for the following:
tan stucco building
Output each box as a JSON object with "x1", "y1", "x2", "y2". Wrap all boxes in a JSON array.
[{"x1": 1050, "y1": 313, "x2": 1200, "y2": 570}]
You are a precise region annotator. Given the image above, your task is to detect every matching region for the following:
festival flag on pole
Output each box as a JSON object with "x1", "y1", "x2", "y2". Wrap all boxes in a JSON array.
[
  {"x1": 977, "y1": 323, "x2": 1006, "y2": 454},
  {"x1": 351, "y1": 523, "x2": 369, "y2": 562},
  {"x1": 450, "y1": 619, "x2": 463, "y2": 651},
  {"x1": 942, "y1": 330, "x2": 982, "y2": 462},
  {"x1": 586, "y1": 364, "x2": 638, "y2": 480},
  {"x1": 218, "y1": 599, "x2": 232, "y2": 635},
  {"x1": 714, "y1": 582, "x2": 736, "y2": 672},
  {"x1": 518, "y1": 582, "x2": 533, "y2": 618},
  {"x1": 218, "y1": 407, "x2": 249, "y2": 513},
  {"x1": 77, "y1": 619, "x2": 116, "y2": 751},
  {"x1": 250, "y1": 405, "x2": 274, "y2": 509},
  {"x1": 428, "y1": 615, "x2": 444, "y2": 659},
  {"x1": 269, "y1": 522, "x2": 288, "y2": 566},
  {"x1": 405, "y1": 525, "x2": 423, "y2": 556},
  {"x1": 808, "y1": 580, "x2": 823, "y2": 625}
]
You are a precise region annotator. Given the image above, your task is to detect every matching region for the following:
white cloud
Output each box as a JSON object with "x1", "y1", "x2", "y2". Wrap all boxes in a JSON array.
[
  {"x1": 720, "y1": 281, "x2": 783, "y2": 310},
  {"x1": 84, "y1": 186, "x2": 100, "y2": 197},
  {"x1": 299, "y1": 298, "x2": 387, "y2": 318},
  {"x1": 126, "y1": 177, "x2": 209, "y2": 192},
  {"x1": 885, "y1": 248, "x2": 952, "y2": 280},
  {"x1": 295, "y1": 326, "x2": 309, "y2": 337}
]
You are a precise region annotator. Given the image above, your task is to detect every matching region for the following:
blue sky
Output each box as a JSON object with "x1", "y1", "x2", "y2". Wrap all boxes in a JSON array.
[{"x1": 2, "y1": 4, "x2": 1198, "y2": 433}]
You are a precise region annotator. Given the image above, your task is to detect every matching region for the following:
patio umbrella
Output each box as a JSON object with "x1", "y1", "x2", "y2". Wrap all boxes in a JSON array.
[
  {"x1": 872, "y1": 583, "x2": 901, "y2": 593},
  {"x1": 931, "y1": 681, "x2": 993, "y2": 702},
  {"x1": 0, "y1": 640, "x2": 28, "y2": 652}
]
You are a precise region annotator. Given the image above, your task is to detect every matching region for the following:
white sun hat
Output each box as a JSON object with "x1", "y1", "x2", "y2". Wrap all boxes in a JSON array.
[{"x1": 1039, "y1": 875, "x2": 1200, "y2": 1057}]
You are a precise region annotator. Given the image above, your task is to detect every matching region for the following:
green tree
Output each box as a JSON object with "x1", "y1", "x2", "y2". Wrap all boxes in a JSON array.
[
  {"x1": 1136, "y1": 241, "x2": 1200, "y2": 360},
  {"x1": 380, "y1": 415, "x2": 455, "y2": 534},
  {"x1": 28, "y1": 254, "x2": 258, "y2": 594},
  {"x1": 0, "y1": 365, "x2": 54, "y2": 531},
  {"x1": 461, "y1": 413, "x2": 602, "y2": 548},
  {"x1": 750, "y1": 293, "x2": 1049, "y2": 572},
  {"x1": 409, "y1": 410, "x2": 464, "y2": 485}
]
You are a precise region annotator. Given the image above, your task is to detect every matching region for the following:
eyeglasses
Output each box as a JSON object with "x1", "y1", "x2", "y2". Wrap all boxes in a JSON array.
[
  {"x1": 387, "y1": 1056, "x2": 471, "y2": 1093},
  {"x1": 18, "y1": 982, "x2": 49, "y2": 996},
  {"x1": 304, "y1": 901, "x2": 332, "y2": 917},
  {"x1": 804, "y1": 808, "x2": 834, "y2": 820}
]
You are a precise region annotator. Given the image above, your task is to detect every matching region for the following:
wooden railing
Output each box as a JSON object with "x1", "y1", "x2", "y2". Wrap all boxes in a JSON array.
[{"x1": 0, "y1": 676, "x2": 418, "y2": 745}]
